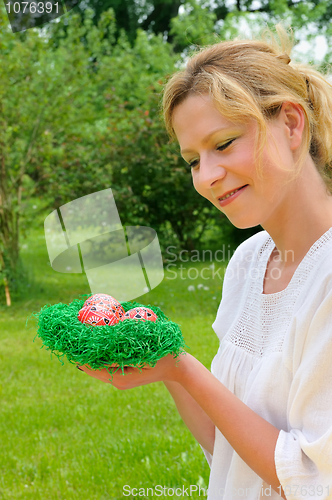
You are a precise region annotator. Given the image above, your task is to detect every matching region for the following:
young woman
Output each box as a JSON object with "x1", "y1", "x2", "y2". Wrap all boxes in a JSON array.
[{"x1": 78, "y1": 26, "x2": 332, "y2": 499}]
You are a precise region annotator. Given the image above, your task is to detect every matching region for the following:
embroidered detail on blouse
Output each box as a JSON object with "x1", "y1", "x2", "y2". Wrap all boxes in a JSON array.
[{"x1": 224, "y1": 228, "x2": 332, "y2": 358}]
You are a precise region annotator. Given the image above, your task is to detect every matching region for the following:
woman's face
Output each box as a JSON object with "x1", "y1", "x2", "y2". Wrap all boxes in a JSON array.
[{"x1": 172, "y1": 94, "x2": 299, "y2": 230}]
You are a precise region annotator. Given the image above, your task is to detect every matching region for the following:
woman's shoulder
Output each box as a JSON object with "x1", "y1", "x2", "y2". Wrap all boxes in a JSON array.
[
  {"x1": 228, "y1": 229, "x2": 270, "y2": 267},
  {"x1": 220, "y1": 230, "x2": 269, "y2": 295}
]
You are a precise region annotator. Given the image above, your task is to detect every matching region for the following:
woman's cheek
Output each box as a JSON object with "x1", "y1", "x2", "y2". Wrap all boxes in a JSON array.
[{"x1": 192, "y1": 172, "x2": 199, "y2": 190}]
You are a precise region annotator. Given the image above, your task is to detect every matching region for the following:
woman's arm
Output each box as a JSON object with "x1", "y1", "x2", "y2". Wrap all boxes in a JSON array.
[
  {"x1": 164, "y1": 380, "x2": 215, "y2": 456},
  {"x1": 176, "y1": 354, "x2": 286, "y2": 499}
]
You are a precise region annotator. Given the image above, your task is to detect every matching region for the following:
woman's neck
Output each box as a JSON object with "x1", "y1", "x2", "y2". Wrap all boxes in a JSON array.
[{"x1": 261, "y1": 158, "x2": 332, "y2": 270}]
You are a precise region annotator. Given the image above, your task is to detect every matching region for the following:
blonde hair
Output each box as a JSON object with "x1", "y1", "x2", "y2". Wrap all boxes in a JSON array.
[{"x1": 162, "y1": 24, "x2": 332, "y2": 193}]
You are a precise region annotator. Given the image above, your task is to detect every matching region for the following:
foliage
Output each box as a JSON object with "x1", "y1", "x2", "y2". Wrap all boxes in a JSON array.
[
  {"x1": 0, "y1": 5, "x2": 103, "y2": 300},
  {"x1": 40, "y1": 13, "x2": 224, "y2": 250},
  {"x1": 50, "y1": 0, "x2": 332, "y2": 51},
  {"x1": 169, "y1": 0, "x2": 332, "y2": 53},
  {"x1": 0, "y1": 4, "x2": 233, "y2": 305},
  {"x1": 106, "y1": 86, "x2": 228, "y2": 251},
  {"x1": 170, "y1": 0, "x2": 219, "y2": 52}
]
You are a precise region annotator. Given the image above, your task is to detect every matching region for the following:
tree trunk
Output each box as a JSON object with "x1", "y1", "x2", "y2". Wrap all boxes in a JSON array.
[
  {"x1": 0, "y1": 100, "x2": 43, "y2": 304},
  {"x1": 0, "y1": 99, "x2": 12, "y2": 306},
  {"x1": 0, "y1": 251, "x2": 11, "y2": 306}
]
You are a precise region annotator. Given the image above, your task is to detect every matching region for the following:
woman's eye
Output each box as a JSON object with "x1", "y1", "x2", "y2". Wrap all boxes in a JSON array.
[
  {"x1": 189, "y1": 159, "x2": 199, "y2": 169},
  {"x1": 217, "y1": 138, "x2": 236, "y2": 151},
  {"x1": 185, "y1": 138, "x2": 236, "y2": 169}
]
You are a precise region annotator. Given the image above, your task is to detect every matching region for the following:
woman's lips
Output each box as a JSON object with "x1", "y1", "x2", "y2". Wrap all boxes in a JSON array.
[{"x1": 218, "y1": 185, "x2": 248, "y2": 207}]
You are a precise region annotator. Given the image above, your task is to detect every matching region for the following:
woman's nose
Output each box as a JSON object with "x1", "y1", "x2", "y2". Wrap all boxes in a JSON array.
[{"x1": 196, "y1": 154, "x2": 227, "y2": 189}]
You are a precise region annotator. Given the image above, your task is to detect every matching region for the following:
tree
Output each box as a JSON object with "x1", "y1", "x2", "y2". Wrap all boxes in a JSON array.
[
  {"x1": 0, "y1": 6, "x2": 112, "y2": 303},
  {"x1": 34, "y1": 18, "x2": 224, "y2": 252}
]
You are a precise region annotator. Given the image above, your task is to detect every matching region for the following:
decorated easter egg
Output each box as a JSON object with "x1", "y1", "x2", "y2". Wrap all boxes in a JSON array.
[
  {"x1": 78, "y1": 305, "x2": 120, "y2": 326},
  {"x1": 121, "y1": 307, "x2": 157, "y2": 322},
  {"x1": 83, "y1": 293, "x2": 124, "y2": 319}
]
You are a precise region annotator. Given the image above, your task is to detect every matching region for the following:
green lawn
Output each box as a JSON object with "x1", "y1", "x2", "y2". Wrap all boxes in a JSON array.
[{"x1": 0, "y1": 230, "x2": 226, "y2": 499}]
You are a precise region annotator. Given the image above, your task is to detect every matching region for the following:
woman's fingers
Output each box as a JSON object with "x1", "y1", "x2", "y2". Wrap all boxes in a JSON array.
[
  {"x1": 76, "y1": 353, "x2": 187, "y2": 389},
  {"x1": 76, "y1": 363, "x2": 142, "y2": 386}
]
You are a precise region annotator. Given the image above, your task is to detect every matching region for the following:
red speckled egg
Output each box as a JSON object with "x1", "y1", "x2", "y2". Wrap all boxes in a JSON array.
[
  {"x1": 121, "y1": 307, "x2": 157, "y2": 322},
  {"x1": 83, "y1": 294, "x2": 124, "y2": 319},
  {"x1": 78, "y1": 305, "x2": 120, "y2": 326}
]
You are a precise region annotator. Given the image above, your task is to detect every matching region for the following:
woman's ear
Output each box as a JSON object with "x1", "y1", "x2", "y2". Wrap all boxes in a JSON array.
[{"x1": 279, "y1": 102, "x2": 305, "y2": 151}]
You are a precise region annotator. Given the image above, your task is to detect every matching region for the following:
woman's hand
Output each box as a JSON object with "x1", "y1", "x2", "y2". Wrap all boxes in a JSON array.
[{"x1": 77, "y1": 352, "x2": 189, "y2": 390}]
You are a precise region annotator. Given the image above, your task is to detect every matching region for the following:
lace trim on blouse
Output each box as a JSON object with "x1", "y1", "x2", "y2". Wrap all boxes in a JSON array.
[{"x1": 224, "y1": 228, "x2": 332, "y2": 358}]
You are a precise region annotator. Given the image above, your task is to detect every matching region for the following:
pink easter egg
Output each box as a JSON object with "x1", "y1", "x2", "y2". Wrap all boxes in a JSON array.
[
  {"x1": 121, "y1": 307, "x2": 157, "y2": 322},
  {"x1": 78, "y1": 305, "x2": 120, "y2": 326},
  {"x1": 83, "y1": 293, "x2": 124, "y2": 319}
]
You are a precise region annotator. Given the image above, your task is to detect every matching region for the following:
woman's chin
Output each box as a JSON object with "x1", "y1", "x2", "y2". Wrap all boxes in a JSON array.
[{"x1": 224, "y1": 213, "x2": 262, "y2": 230}]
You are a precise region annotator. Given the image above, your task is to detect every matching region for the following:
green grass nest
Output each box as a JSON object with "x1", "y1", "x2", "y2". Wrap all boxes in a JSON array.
[{"x1": 33, "y1": 296, "x2": 187, "y2": 373}]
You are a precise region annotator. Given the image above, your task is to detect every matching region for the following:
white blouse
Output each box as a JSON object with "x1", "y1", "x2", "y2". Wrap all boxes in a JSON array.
[{"x1": 204, "y1": 228, "x2": 332, "y2": 500}]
